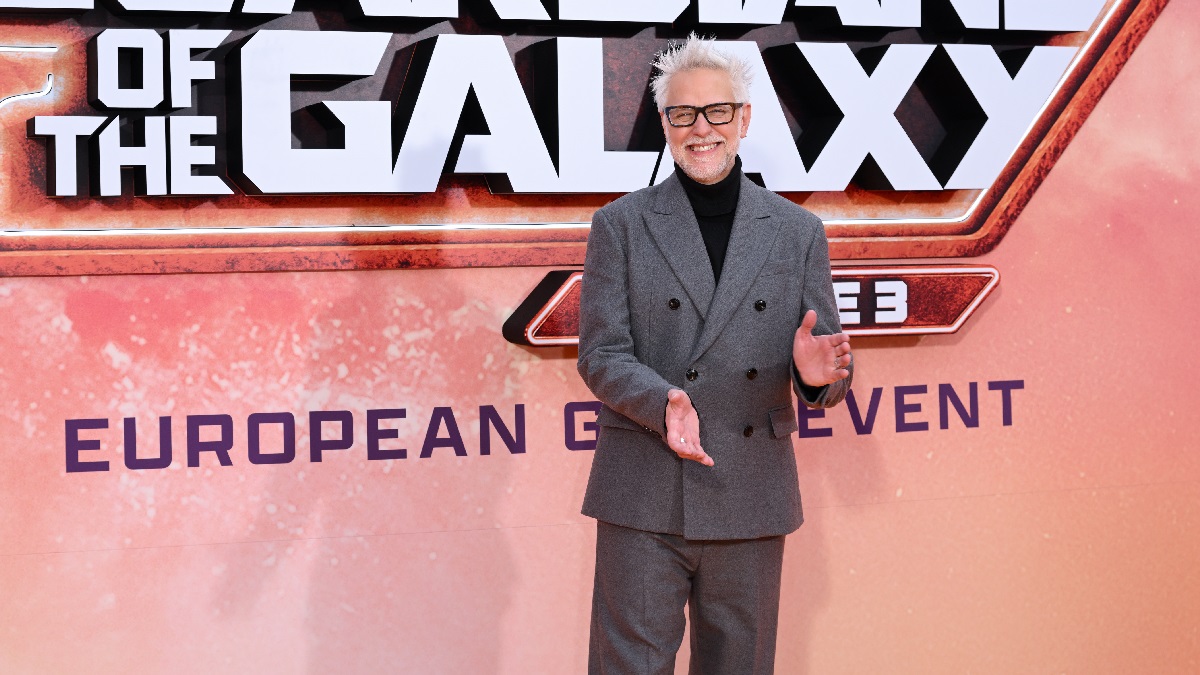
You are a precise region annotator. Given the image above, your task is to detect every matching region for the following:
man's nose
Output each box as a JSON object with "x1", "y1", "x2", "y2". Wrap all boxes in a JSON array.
[{"x1": 692, "y1": 113, "x2": 714, "y2": 135}]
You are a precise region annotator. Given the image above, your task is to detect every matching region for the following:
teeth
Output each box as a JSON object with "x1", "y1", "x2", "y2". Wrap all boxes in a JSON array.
[{"x1": 690, "y1": 143, "x2": 718, "y2": 152}]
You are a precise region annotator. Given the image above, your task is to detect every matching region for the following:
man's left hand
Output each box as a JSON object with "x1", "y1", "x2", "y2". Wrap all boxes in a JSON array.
[{"x1": 793, "y1": 309, "x2": 852, "y2": 387}]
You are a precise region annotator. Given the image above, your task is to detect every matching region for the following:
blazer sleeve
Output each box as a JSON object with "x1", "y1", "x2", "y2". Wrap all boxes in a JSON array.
[
  {"x1": 793, "y1": 217, "x2": 854, "y2": 408},
  {"x1": 576, "y1": 208, "x2": 675, "y2": 437}
]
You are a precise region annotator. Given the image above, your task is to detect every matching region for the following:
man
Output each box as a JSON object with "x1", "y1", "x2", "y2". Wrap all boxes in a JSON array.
[{"x1": 576, "y1": 34, "x2": 854, "y2": 674}]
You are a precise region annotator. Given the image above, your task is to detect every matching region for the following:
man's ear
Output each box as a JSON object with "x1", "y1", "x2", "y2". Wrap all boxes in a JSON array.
[{"x1": 740, "y1": 102, "x2": 753, "y2": 139}]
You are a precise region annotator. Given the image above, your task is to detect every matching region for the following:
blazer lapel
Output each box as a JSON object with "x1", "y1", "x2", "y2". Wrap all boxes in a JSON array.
[
  {"x1": 689, "y1": 177, "x2": 779, "y2": 362},
  {"x1": 644, "y1": 175, "x2": 716, "y2": 317}
]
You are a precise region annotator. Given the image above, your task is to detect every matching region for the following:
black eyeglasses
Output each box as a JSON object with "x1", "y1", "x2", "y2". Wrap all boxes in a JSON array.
[{"x1": 663, "y1": 102, "x2": 745, "y2": 128}]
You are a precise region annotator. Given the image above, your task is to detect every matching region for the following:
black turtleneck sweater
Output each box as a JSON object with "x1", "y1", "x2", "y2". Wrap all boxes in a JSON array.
[
  {"x1": 675, "y1": 157, "x2": 742, "y2": 284},
  {"x1": 678, "y1": 158, "x2": 827, "y2": 397}
]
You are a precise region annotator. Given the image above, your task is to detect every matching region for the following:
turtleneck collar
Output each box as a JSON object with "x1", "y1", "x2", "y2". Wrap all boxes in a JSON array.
[{"x1": 675, "y1": 156, "x2": 742, "y2": 218}]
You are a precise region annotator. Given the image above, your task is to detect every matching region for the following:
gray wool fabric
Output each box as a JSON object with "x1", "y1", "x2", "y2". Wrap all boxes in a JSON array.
[
  {"x1": 588, "y1": 521, "x2": 785, "y2": 675},
  {"x1": 577, "y1": 172, "x2": 853, "y2": 541}
]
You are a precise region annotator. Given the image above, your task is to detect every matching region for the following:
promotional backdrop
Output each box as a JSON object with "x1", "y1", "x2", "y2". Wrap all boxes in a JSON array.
[{"x1": 1, "y1": 1, "x2": 1197, "y2": 673}]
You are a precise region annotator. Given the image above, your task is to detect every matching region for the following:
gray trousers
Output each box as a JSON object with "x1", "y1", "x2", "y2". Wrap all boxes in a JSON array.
[{"x1": 588, "y1": 521, "x2": 786, "y2": 675}]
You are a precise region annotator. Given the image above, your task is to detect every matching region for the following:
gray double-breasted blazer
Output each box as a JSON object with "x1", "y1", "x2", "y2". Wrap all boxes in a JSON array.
[{"x1": 577, "y1": 171, "x2": 852, "y2": 540}]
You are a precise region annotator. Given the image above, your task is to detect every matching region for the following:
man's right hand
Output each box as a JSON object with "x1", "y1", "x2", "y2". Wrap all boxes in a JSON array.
[{"x1": 665, "y1": 389, "x2": 713, "y2": 466}]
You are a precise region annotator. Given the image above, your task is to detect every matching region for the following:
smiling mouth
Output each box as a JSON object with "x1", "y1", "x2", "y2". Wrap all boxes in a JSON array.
[{"x1": 687, "y1": 141, "x2": 722, "y2": 153}]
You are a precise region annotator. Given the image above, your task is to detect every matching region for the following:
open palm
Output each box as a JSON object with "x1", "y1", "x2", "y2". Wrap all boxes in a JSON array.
[{"x1": 793, "y1": 310, "x2": 852, "y2": 387}]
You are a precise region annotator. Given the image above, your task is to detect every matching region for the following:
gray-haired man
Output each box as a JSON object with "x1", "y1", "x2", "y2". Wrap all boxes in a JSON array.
[{"x1": 577, "y1": 34, "x2": 854, "y2": 674}]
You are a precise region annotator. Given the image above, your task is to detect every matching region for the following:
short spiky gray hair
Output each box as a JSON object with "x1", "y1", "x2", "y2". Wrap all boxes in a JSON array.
[{"x1": 650, "y1": 33, "x2": 753, "y2": 110}]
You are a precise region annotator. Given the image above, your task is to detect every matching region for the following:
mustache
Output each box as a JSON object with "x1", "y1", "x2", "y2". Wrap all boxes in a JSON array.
[{"x1": 682, "y1": 135, "x2": 724, "y2": 146}]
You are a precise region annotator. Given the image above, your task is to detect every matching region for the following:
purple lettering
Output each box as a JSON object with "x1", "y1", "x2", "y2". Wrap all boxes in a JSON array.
[
  {"x1": 564, "y1": 401, "x2": 602, "y2": 451},
  {"x1": 65, "y1": 418, "x2": 109, "y2": 473},
  {"x1": 939, "y1": 382, "x2": 979, "y2": 429},
  {"x1": 247, "y1": 412, "x2": 296, "y2": 465},
  {"x1": 798, "y1": 402, "x2": 833, "y2": 438},
  {"x1": 367, "y1": 409, "x2": 406, "y2": 460},
  {"x1": 310, "y1": 410, "x2": 354, "y2": 462},
  {"x1": 845, "y1": 387, "x2": 882, "y2": 435},
  {"x1": 186, "y1": 414, "x2": 234, "y2": 467},
  {"x1": 480, "y1": 404, "x2": 525, "y2": 455},
  {"x1": 420, "y1": 406, "x2": 466, "y2": 458},
  {"x1": 894, "y1": 385, "x2": 929, "y2": 433},
  {"x1": 988, "y1": 380, "x2": 1024, "y2": 426},
  {"x1": 123, "y1": 416, "x2": 172, "y2": 470}
]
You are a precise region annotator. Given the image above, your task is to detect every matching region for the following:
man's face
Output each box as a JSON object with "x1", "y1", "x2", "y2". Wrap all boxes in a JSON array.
[{"x1": 660, "y1": 68, "x2": 752, "y2": 185}]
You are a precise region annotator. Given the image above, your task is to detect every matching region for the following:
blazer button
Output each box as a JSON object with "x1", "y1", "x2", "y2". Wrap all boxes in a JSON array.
[
  {"x1": 743, "y1": 425, "x2": 754, "y2": 437},
  {"x1": 686, "y1": 369, "x2": 698, "y2": 381},
  {"x1": 754, "y1": 299, "x2": 767, "y2": 311},
  {"x1": 668, "y1": 298, "x2": 680, "y2": 310},
  {"x1": 746, "y1": 368, "x2": 758, "y2": 380}
]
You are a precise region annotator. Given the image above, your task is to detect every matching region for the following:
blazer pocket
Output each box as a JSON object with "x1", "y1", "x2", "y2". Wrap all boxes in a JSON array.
[
  {"x1": 761, "y1": 258, "x2": 798, "y2": 278},
  {"x1": 769, "y1": 404, "x2": 798, "y2": 439}
]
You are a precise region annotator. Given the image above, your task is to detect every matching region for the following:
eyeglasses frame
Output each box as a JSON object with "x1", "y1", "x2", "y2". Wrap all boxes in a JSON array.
[{"x1": 662, "y1": 102, "x2": 746, "y2": 128}]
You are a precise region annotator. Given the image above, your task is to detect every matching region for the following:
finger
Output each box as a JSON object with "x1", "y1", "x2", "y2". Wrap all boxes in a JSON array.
[
  {"x1": 682, "y1": 445, "x2": 714, "y2": 467},
  {"x1": 829, "y1": 351, "x2": 853, "y2": 373},
  {"x1": 816, "y1": 331, "x2": 848, "y2": 347},
  {"x1": 667, "y1": 388, "x2": 687, "y2": 409},
  {"x1": 798, "y1": 310, "x2": 817, "y2": 337},
  {"x1": 818, "y1": 338, "x2": 851, "y2": 363}
]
